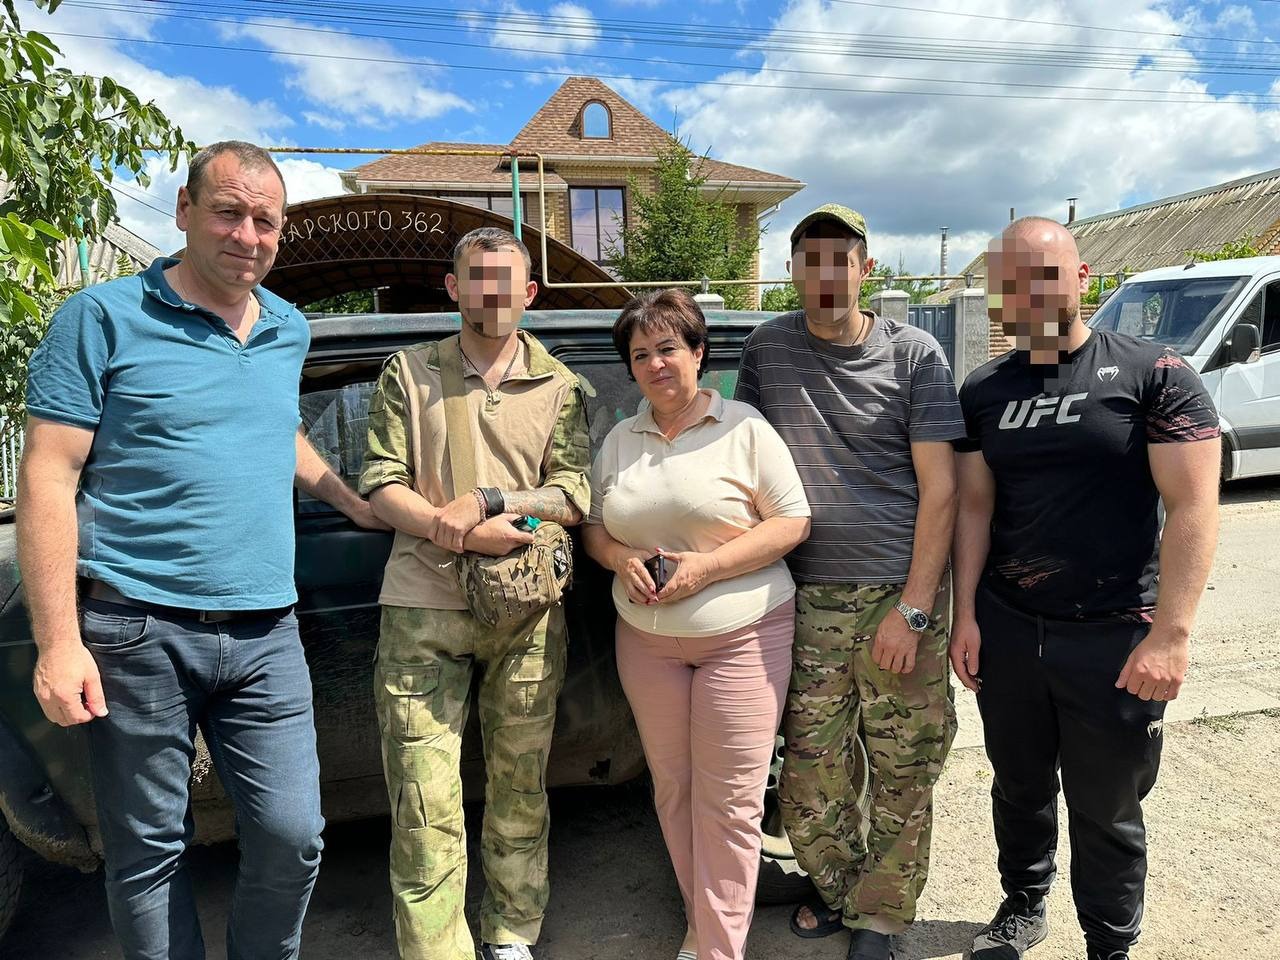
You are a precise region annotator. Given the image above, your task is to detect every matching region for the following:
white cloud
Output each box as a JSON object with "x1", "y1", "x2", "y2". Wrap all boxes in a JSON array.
[
  {"x1": 301, "y1": 111, "x2": 348, "y2": 133},
  {"x1": 222, "y1": 18, "x2": 469, "y2": 124},
  {"x1": 277, "y1": 158, "x2": 345, "y2": 203},
  {"x1": 29, "y1": 4, "x2": 302, "y2": 253},
  {"x1": 479, "y1": 2, "x2": 601, "y2": 58},
  {"x1": 663, "y1": 0, "x2": 1280, "y2": 280}
]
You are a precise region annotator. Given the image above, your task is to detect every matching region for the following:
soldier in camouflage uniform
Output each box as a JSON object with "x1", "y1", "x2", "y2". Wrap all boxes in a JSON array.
[
  {"x1": 736, "y1": 206, "x2": 965, "y2": 960},
  {"x1": 360, "y1": 228, "x2": 590, "y2": 960}
]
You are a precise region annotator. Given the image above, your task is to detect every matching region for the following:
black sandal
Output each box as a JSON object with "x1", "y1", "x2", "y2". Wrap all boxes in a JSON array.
[{"x1": 789, "y1": 898, "x2": 844, "y2": 939}]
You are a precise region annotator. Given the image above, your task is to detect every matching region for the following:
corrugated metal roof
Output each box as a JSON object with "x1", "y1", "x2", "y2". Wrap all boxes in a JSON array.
[{"x1": 942, "y1": 166, "x2": 1280, "y2": 298}]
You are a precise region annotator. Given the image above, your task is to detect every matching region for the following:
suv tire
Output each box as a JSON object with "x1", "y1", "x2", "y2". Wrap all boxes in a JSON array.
[{"x1": 0, "y1": 812, "x2": 23, "y2": 943}]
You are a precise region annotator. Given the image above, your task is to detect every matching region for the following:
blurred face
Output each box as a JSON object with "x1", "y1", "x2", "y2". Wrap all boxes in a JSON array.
[
  {"x1": 446, "y1": 246, "x2": 537, "y2": 338},
  {"x1": 175, "y1": 154, "x2": 285, "y2": 294},
  {"x1": 987, "y1": 230, "x2": 1090, "y2": 364},
  {"x1": 789, "y1": 235, "x2": 870, "y2": 328},
  {"x1": 628, "y1": 323, "x2": 704, "y2": 414}
]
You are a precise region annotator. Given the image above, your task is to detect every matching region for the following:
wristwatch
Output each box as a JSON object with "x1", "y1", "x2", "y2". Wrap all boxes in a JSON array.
[{"x1": 894, "y1": 600, "x2": 930, "y2": 633}]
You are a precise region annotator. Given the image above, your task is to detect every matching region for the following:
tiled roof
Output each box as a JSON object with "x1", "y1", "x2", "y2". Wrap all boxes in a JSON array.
[
  {"x1": 346, "y1": 78, "x2": 797, "y2": 189},
  {"x1": 943, "y1": 166, "x2": 1280, "y2": 295},
  {"x1": 695, "y1": 156, "x2": 800, "y2": 186},
  {"x1": 510, "y1": 76, "x2": 674, "y2": 157},
  {"x1": 348, "y1": 143, "x2": 567, "y2": 187}
]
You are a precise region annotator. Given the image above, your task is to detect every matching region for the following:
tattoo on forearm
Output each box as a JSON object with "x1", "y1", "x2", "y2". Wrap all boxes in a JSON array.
[{"x1": 500, "y1": 487, "x2": 581, "y2": 524}]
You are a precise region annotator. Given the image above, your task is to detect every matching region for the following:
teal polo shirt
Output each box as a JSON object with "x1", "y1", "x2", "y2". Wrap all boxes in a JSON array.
[{"x1": 26, "y1": 257, "x2": 310, "y2": 608}]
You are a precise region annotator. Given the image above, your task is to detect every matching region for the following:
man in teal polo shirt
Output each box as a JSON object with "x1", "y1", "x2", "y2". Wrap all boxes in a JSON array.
[{"x1": 17, "y1": 140, "x2": 380, "y2": 959}]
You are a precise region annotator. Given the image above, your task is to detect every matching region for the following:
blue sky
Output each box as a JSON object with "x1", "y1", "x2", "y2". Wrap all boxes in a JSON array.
[{"x1": 32, "y1": 0, "x2": 1280, "y2": 278}]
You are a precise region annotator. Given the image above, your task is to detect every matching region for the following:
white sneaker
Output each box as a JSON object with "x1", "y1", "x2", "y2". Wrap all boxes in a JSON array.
[{"x1": 480, "y1": 943, "x2": 533, "y2": 960}]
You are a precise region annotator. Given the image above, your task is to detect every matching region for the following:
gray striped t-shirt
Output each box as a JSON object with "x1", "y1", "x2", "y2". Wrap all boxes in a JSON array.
[{"x1": 735, "y1": 310, "x2": 965, "y2": 585}]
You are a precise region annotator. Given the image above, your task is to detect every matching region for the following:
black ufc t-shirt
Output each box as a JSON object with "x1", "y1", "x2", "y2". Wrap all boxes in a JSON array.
[{"x1": 955, "y1": 329, "x2": 1219, "y2": 622}]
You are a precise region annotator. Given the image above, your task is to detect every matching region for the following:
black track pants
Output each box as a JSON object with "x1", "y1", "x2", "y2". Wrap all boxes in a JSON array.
[{"x1": 974, "y1": 585, "x2": 1166, "y2": 954}]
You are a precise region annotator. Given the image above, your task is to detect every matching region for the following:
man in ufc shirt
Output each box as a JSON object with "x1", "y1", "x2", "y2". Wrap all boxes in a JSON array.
[{"x1": 951, "y1": 218, "x2": 1220, "y2": 960}]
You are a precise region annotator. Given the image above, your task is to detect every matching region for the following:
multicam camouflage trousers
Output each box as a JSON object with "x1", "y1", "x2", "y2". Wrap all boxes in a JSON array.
[
  {"x1": 779, "y1": 582, "x2": 957, "y2": 934},
  {"x1": 374, "y1": 602, "x2": 567, "y2": 960}
]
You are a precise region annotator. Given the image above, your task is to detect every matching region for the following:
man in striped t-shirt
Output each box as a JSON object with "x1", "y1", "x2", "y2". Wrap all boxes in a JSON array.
[{"x1": 736, "y1": 205, "x2": 965, "y2": 960}]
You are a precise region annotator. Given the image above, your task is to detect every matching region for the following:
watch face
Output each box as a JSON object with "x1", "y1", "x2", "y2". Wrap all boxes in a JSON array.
[{"x1": 909, "y1": 611, "x2": 930, "y2": 631}]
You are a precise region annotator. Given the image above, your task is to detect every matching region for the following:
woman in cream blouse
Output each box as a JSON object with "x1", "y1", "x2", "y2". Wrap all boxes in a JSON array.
[{"x1": 583, "y1": 289, "x2": 811, "y2": 960}]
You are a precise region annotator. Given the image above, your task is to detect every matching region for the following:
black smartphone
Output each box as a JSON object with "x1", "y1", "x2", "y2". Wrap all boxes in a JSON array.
[{"x1": 643, "y1": 554, "x2": 677, "y2": 592}]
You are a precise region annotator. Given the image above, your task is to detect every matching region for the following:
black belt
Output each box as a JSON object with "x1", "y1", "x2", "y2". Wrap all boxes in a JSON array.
[{"x1": 82, "y1": 580, "x2": 293, "y2": 625}]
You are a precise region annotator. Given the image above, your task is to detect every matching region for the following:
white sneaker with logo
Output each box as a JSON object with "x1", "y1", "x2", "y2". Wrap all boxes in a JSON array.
[{"x1": 480, "y1": 943, "x2": 533, "y2": 960}]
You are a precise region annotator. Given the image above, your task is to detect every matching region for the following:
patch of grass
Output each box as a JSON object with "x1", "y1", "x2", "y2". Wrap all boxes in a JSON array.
[{"x1": 1188, "y1": 711, "x2": 1248, "y2": 735}]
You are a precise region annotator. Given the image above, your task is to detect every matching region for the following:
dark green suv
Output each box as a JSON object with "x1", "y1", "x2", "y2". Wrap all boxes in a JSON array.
[{"x1": 0, "y1": 310, "x2": 810, "y2": 942}]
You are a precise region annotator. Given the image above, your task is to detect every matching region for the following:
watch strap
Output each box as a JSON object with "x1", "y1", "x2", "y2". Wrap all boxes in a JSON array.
[{"x1": 894, "y1": 599, "x2": 928, "y2": 632}]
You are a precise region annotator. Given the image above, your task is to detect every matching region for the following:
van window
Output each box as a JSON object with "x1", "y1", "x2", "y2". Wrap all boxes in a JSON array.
[
  {"x1": 1238, "y1": 280, "x2": 1280, "y2": 354},
  {"x1": 1089, "y1": 275, "x2": 1247, "y2": 354}
]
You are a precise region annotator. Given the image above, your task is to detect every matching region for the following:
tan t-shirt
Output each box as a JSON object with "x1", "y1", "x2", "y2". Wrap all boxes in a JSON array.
[
  {"x1": 360, "y1": 331, "x2": 590, "y2": 609},
  {"x1": 588, "y1": 391, "x2": 810, "y2": 637}
]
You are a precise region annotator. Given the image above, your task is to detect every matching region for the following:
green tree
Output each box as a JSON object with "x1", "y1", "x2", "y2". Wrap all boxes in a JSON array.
[
  {"x1": 1187, "y1": 236, "x2": 1261, "y2": 263},
  {"x1": 0, "y1": 0, "x2": 190, "y2": 443},
  {"x1": 605, "y1": 139, "x2": 760, "y2": 309},
  {"x1": 761, "y1": 257, "x2": 933, "y2": 313},
  {"x1": 760, "y1": 283, "x2": 800, "y2": 313},
  {"x1": 303, "y1": 289, "x2": 377, "y2": 314}
]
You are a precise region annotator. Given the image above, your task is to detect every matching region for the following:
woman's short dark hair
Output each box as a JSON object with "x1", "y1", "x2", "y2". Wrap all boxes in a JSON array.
[{"x1": 611, "y1": 288, "x2": 710, "y2": 380}]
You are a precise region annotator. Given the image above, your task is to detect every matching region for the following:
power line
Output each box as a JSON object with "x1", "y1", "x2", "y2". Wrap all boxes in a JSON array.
[
  {"x1": 109, "y1": 182, "x2": 173, "y2": 217},
  {"x1": 60, "y1": 0, "x2": 1242, "y2": 69},
  {"x1": 52, "y1": 29, "x2": 1280, "y2": 107},
  {"x1": 49, "y1": 24, "x2": 1280, "y2": 106},
  {"x1": 51, "y1": 0, "x2": 1280, "y2": 102},
  {"x1": 828, "y1": 0, "x2": 1280, "y2": 47}
]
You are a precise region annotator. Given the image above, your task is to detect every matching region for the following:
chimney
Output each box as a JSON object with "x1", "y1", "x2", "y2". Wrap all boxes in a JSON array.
[
  {"x1": 1009, "y1": 207, "x2": 1016, "y2": 222},
  {"x1": 1067, "y1": 197, "x2": 1078, "y2": 225}
]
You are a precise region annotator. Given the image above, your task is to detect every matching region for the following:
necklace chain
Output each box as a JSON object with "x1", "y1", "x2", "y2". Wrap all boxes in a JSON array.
[{"x1": 461, "y1": 340, "x2": 520, "y2": 406}]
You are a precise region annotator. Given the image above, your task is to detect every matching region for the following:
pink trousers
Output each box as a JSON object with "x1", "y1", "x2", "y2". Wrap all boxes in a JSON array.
[{"x1": 616, "y1": 599, "x2": 795, "y2": 960}]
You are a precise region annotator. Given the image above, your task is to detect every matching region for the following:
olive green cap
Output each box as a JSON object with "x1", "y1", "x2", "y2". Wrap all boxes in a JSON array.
[{"x1": 789, "y1": 203, "x2": 869, "y2": 247}]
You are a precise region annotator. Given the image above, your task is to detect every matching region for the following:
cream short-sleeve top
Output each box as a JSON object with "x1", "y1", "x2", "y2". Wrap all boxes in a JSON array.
[{"x1": 588, "y1": 391, "x2": 810, "y2": 637}]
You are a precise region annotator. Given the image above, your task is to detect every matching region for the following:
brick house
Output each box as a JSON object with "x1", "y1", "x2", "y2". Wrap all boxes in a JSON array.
[{"x1": 339, "y1": 76, "x2": 804, "y2": 307}]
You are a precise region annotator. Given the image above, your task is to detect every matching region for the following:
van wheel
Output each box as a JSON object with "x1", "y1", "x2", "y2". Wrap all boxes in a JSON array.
[
  {"x1": 0, "y1": 813, "x2": 23, "y2": 943},
  {"x1": 1220, "y1": 442, "x2": 1233, "y2": 487},
  {"x1": 756, "y1": 737, "x2": 815, "y2": 906}
]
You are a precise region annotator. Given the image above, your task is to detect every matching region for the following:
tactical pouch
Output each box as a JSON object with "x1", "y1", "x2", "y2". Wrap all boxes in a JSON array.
[
  {"x1": 454, "y1": 520, "x2": 572, "y2": 629},
  {"x1": 439, "y1": 335, "x2": 571, "y2": 629}
]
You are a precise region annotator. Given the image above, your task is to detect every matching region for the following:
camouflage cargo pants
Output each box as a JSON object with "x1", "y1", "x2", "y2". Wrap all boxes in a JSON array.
[
  {"x1": 374, "y1": 602, "x2": 567, "y2": 960},
  {"x1": 779, "y1": 581, "x2": 956, "y2": 933}
]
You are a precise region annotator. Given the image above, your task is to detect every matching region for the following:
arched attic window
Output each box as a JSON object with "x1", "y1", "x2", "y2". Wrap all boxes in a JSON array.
[{"x1": 581, "y1": 101, "x2": 612, "y2": 139}]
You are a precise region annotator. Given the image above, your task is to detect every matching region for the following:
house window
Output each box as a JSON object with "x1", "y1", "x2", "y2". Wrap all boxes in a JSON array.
[
  {"x1": 570, "y1": 187, "x2": 625, "y2": 264},
  {"x1": 429, "y1": 191, "x2": 530, "y2": 223},
  {"x1": 582, "y1": 101, "x2": 611, "y2": 139}
]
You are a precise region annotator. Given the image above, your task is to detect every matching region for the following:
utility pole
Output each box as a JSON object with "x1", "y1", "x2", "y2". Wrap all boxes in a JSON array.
[{"x1": 939, "y1": 225, "x2": 949, "y2": 293}]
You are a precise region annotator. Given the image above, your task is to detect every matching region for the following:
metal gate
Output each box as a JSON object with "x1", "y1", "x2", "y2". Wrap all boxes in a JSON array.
[{"x1": 907, "y1": 303, "x2": 956, "y2": 370}]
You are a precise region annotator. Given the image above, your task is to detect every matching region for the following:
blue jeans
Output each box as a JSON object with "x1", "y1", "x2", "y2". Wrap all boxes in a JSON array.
[{"x1": 82, "y1": 598, "x2": 325, "y2": 960}]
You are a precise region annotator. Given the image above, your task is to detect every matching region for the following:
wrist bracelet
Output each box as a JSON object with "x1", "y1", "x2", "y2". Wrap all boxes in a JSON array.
[
  {"x1": 471, "y1": 489, "x2": 488, "y2": 522},
  {"x1": 477, "y1": 486, "x2": 505, "y2": 518}
]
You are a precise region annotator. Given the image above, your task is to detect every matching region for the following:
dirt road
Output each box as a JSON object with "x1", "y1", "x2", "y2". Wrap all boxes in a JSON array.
[{"x1": 5, "y1": 478, "x2": 1278, "y2": 960}]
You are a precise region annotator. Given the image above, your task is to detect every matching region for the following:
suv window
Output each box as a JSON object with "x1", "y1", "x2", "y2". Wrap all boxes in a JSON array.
[
  {"x1": 296, "y1": 353, "x2": 744, "y2": 514},
  {"x1": 299, "y1": 379, "x2": 376, "y2": 513},
  {"x1": 574, "y1": 359, "x2": 741, "y2": 457}
]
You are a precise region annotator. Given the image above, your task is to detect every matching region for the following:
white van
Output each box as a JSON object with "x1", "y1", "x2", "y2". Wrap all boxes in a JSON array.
[{"x1": 1088, "y1": 256, "x2": 1280, "y2": 481}]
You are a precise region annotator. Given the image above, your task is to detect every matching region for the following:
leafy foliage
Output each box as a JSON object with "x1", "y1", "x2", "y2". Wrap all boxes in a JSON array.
[
  {"x1": 0, "y1": 0, "x2": 189, "y2": 437},
  {"x1": 303, "y1": 289, "x2": 377, "y2": 314},
  {"x1": 605, "y1": 139, "x2": 760, "y2": 310},
  {"x1": 1187, "y1": 236, "x2": 1261, "y2": 264},
  {"x1": 760, "y1": 257, "x2": 934, "y2": 314}
]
